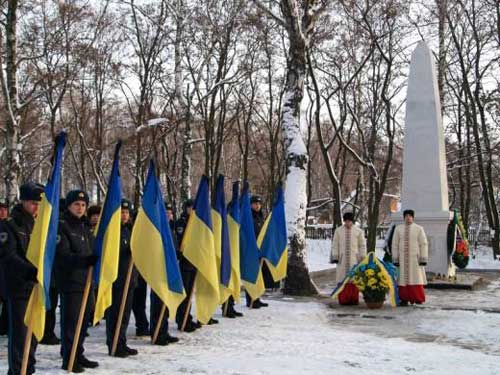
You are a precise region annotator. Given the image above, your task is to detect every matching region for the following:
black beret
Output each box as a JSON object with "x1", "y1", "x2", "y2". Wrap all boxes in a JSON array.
[
  {"x1": 343, "y1": 212, "x2": 354, "y2": 222},
  {"x1": 250, "y1": 195, "x2": 262, "y2": 204},
  {"x1": 87, "y1": 205, "x2": 102, "y2": 217},
  {"x1": 20, "y1": 182, "x2": 44, "y2": 202},
  {"x1": 66, "y1": 190, "x2": 89, "y2": 207},
  {"x1": 121, "y1": 199, "x2": 132, "y2": 210},
  {"x1": 403, "y1": 209, "x2": 415, "y2": 218}
]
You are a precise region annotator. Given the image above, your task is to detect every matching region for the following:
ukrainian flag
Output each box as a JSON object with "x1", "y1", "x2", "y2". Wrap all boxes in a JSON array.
[
  {"x1": 131, "y1": 161, "x2": 185, "y2": 316},
  {"x1": 257, "y1": 186, "x2": 288, "y2": 282},
  {"x1": 212, "y1": 175, "x2": 232, "y2": 304},
  {"x1": 227, "y1": 181, "x2": 241, "y2": 301},
  {"x1": 239, "y1": 182, "x2": 264, "y2": 301},
  {"x1": 181, "y1": 176, "x2": 219, "y2": 324},
  {"x1": 331, "y1": 252, "x2": 400, "y2": 307},
  {"x1": 92, "y1": 141, "x2": 122, "y2": 325},
  {"x1": 24, "y1": 132, "x2": 66, "y2": 340}
]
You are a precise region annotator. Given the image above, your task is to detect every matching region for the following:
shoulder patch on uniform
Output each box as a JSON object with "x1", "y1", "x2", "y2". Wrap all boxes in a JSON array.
[{"x1": 0, "y1": 232, "x2": 8, "y2": 243}]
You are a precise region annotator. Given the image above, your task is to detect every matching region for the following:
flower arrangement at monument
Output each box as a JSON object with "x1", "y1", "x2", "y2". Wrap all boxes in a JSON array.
[
  {"x1": 447, "y1": 210, "x2": 470, "y2": 269},
  {"x1": 352, "y1": 262, "x2": 391, "y2": 308}
]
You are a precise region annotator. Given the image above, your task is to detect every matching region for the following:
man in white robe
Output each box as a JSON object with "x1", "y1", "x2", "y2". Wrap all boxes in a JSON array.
[{"x1": 392, "y1": 209, "x2": 428, "y2": 305}]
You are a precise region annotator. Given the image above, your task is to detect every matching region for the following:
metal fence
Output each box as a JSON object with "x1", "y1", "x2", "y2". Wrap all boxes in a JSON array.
[
  {"x1": 305, "y1": 225, "x2": 390, "y2": 240},
  {"x1": 306, "y1": 224, "x2": 492, "y2": 246}
]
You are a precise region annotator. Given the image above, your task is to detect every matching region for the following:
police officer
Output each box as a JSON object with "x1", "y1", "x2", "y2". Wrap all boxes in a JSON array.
[
  {"x1": 148, "y1": 202, "x2": 180, "y2": 345},
  {"x1": 246, "y1": 195, "x2": 269, "y2": 308},
  {"x1": 55, "y1": 190, "x2": 98, "y2": 373},
  {"x1": 0, "y1": 182, "x2": 43, "y2": 375},
  {"x1": 0, "y1": 197, "x2": 9, "y2": 336},
  {"x1": 174, "y1": 199, "x2": 202, "y2": 332},
  {"x1": 105, "y1": 199, "x2": 139, "y2": 356},
  {"x1": 39, "y1": 196, "x2": 61, "y2": 346},
  {"x1": 131, "y1": 199, "x2": 149, "y2": 337},
  {"x1": 87, "y1": 205, "x2": 101, "y2": 233}
]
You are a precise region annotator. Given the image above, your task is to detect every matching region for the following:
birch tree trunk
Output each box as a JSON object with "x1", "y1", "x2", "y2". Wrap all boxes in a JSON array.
[
  {"x1": 277, "y1": 0, "x2": 329, "y2": 296},
  {"x1": 2, "y1": 0, "x2": 21, "y2": 203},
  {"x1": 175, "y1": 0, "x2": 192, "y2": 202}
]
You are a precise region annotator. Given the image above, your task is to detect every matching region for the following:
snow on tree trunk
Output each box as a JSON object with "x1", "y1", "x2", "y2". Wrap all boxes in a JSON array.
[
  {"x1": 2, "y1": 0, "x2": 21, "y2": 203},
  {"x1": 280, "y1": 0, "x2": 322, "y2": 296},
  {"x1": 175, "y1": 0, "x2": 192, "y2": 202}
]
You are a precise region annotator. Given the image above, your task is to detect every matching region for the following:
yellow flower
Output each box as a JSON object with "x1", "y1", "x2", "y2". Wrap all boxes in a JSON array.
[
  {"x1": 365, "y1": 269, "x2": 375, "y2": 277},
  {"x1": 367, "y1": 278, "x2": 377, "y2": 287}
]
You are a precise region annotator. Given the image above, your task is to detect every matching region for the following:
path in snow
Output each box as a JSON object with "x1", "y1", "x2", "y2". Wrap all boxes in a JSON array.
[{"x1": 1, "y1": 289, "x2": 500, "y2": 374}]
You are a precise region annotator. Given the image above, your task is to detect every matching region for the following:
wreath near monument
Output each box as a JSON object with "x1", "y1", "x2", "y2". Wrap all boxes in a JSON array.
[{"x1": 447, "y1": 210, "x2": 470, "y2": 269}]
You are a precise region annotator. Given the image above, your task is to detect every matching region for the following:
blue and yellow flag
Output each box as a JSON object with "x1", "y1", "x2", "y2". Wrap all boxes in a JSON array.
[
  {"x1": 258, "y1": 186, "x2": 288, "y2": 282},
  {"x1": 92, "y1": 141, "x2": 122, "y2": 325},
  {"x1": 131, "y1": 161, "x2": 185, "y2": 316},
  {"x1": 239, "y1": 182, "x2": 264, "y2": 301},
  {"x1": 331, "y1": 252, "x2": 400, "y2": 307},
  {"x1": 181, "y1": 176, "x2": 219, "y2": 324},
  {"x1": 212, "y1": 175, "x2": 232, "y2": 304},
  {"x1": 25, "y1": 132, "x2": 66, "y2": 340},
  {"x1": 227, "y1": 181, "x2": 241, "y2": 301}
]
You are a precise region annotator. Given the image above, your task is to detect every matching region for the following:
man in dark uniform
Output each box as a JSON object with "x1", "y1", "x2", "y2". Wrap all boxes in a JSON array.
[
  {"x1": 55, "y1": 190, "x2": 99, "y2": 373},
  {"x1": 105, "y1": 199, "x2": 139, "y2": 356},
  {"x1": 174, "y1": 199, "x2": 202, "y2": 332},
  {"x1": 131, "y1": 199, "x2": 150, "y2": 337},
  {"x1": 0, "y1": 197, "x2": 9, "y2": 336},
  {"x1": 245, "y1": 195, "x2": 270, "y2": 309},
  {"x1": 39, "y1": 197, "x2": 62, "y2": 345},
  {"x1": 148, "y1": 203, "x2": 180, "y2": 345},
  {"x1": 87, "y1": 205, "x2": 101, "y2": 233},
  {"x1": 0, "y1": 182, "x2": 43, "y2": 375}
]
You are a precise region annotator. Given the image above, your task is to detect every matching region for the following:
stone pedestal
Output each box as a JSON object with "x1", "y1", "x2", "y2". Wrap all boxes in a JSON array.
[{"x1": 394, "y1": 41, "x2": 453, "y2": 277}]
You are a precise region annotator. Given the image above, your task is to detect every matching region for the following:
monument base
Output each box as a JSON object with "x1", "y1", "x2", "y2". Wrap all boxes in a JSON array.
[{"x1": 391, "y1": 211, "x2": 454, "y2": 278}]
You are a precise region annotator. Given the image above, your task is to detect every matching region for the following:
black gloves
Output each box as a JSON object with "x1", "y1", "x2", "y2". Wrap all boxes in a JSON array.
[
  {"x1": 25, "y1": 266, "x2": 38, "y2": 283},
  {"x1": 85, "y1": 255, "x2": 99, "y2": 267}
]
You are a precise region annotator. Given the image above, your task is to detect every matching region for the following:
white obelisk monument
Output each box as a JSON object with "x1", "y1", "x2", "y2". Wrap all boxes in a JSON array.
[{"x1": 398, "y1": 41, "x2": 453, "y2": 277}]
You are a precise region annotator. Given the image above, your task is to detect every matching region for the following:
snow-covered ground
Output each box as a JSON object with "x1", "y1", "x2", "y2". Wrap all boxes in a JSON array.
[
  {"x1": 2, "y1": 292, "x2": 500, "y2": 374},
  {"x1": 469, "y1": 246, "x2": 500, "y2": 270}
]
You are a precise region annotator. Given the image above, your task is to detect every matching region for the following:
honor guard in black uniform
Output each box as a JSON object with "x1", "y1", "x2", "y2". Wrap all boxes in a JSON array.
[
  {"x1": 246, "y1": 195, "x2": 269, "y2": 309},
  {"x1": 0, "y1": 182, "x2": 43, "y2": 375},
  {"x1": 87, "y1": 205, "x2": 101, "y2": 233},
  {"x1": 0, "y1": 197, "x2": 9, "y2": 336},
  {"x1": 174, "y1": 199, "x2": 202, "y2": 332},
  {"x1": 148, "y1": 203, "x2": 180, "y2": 345},
  {"x1": 39, "y1": 197, "x2": 62, "y2": 345},
  {"x1": 131, "y1": 199, "x2": 149, "y2": 337},
  {"x1": 105, "y1": 199, "x2": 139, "y2": 356},
  {"x1": 55, "y1": 190, "x2": 99, "y2": 373}
]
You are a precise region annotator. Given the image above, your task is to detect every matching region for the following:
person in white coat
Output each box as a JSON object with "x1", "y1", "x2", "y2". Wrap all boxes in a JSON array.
[
  {"x1": 392, "y1": 209, "x2": 428, "y2": 306},
  {"x1": 331, "y1": 212, "x2": 367, "y2": 305}
]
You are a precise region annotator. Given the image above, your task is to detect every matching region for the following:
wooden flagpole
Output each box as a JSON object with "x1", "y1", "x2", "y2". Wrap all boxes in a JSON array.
[
  {"x1": 68, "y1": 267, "x2": 93, "y2": 373},
  {"x1": 20, "y1": 286, "x2": 36, "y2": 375},
  {"x1": 180, "y1": 272, "x2": 197, "y2": 331},
  {"x1": 111, "y1": 259, "x2": 134, "y2": 355},
  {"x1": 151, "y1": 304, "x2": 167, "y2": 344}
]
